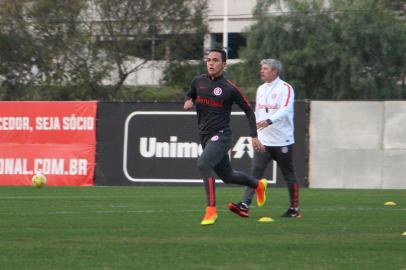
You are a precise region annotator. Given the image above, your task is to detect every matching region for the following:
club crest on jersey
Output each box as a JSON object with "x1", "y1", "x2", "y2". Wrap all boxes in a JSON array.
[
  {"x1": 281, "y1": 146, "x2": 289, "y2": 154},
  {"x1": 211, "y1": 135, "x2": 219, "y2": 141},
  {"x1": 213, "y1": 87, "x2": 222, "y2": 96},
  {"x1": 271, "y1": 93, "x2": 277, "y2": 99}
]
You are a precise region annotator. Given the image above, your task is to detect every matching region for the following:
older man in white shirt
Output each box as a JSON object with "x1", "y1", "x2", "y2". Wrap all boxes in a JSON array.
[{"x1": 228, "y1": 59, "x2": 301, "y2": 219}]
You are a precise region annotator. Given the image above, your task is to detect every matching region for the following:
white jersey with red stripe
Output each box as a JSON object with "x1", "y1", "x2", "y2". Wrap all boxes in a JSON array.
[{"x1": 255, "y1": 77, "x2": 295, "y2": 146}]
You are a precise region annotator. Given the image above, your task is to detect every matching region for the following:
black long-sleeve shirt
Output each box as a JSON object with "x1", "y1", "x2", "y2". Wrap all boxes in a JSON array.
[{"x1": 186, "y1": 74, "x2": 257, "y2": 138}]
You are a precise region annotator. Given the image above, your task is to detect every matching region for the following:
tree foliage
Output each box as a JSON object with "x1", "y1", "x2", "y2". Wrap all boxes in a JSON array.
[
  {"x1": 161, "y1": 61, "x2": 206, "y2": 91},
  {"x1": 0, "y1": 0, "x2": 207, "y2": 100},
  {"x1": 237, "y1": 0, "x2": 406, "y2": 100}
]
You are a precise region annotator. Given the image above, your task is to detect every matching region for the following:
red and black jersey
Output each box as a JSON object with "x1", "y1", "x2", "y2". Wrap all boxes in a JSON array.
[{"x1": 186, "y1": 74, "x2": 257, "y2": 138}]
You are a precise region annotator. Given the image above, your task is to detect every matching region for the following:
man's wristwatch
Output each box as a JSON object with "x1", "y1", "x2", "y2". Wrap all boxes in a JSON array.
[{"x1": 266, "y1": 119, "x2": 272, "y2": 125}]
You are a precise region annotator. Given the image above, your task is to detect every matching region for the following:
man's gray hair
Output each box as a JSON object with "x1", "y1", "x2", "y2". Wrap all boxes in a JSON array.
[{"x1": 260, "y1": 59, "x2": 282, "y2": 75}]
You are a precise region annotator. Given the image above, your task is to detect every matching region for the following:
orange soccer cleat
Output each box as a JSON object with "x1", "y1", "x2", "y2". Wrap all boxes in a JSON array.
[
  {"x1": 255, "y1": 178, "x2": 268, "y2": 207},
  {"x1": 200, "y1": 206, "x2": 218, "y2": 225}
]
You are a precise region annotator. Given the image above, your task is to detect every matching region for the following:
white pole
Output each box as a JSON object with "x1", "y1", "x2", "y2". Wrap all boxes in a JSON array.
[{"x1": 223, "y1": 0, "x2": 228, "y2": 54}]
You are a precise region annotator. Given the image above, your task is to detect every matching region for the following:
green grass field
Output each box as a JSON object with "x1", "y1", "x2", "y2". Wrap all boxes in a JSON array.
[{"x1": 0, "y1": 186, "x2": 405, "y2": 270}]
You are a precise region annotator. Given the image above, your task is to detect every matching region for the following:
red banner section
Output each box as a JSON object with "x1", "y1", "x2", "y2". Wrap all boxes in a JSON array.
[{"x1": 0, "y1": 101, "x2": 97, "y2": 186}]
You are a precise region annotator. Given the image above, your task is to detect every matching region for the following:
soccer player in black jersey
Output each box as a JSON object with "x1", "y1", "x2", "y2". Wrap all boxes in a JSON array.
[{"x1": 184, "y1": 49, "x2": 268, "y2": 225}]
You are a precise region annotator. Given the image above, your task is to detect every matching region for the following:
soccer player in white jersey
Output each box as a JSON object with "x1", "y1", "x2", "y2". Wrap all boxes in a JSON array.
[{"x1": 228, "y1": 59, "x2": 301, "y2": 218}]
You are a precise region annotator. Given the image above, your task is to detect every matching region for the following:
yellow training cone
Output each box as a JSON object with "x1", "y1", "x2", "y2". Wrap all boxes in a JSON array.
[
  {"x1": 258, "y1": 217, "x2": 274, "y2": 222},
  {"x1": 402, "y1": 231, "x2": 406, "y2": 236},
  {"x1": 384, "y1": 201, "x2": 397, "y2": 206}
]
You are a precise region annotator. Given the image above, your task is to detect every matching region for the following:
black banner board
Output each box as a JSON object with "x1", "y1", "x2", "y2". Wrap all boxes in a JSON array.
[{"x1": 95, "y1": 102, "x2": 309, "y2": 186}]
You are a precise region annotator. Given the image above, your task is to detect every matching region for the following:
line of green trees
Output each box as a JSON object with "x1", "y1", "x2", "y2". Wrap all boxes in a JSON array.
[
  {"x1": 228, "y1": 0, "x2": 406, "y2": 100},
  {"x1": 0, "y1": 0, "x2": 207, "y2": 100},
  {"x1": 0, "y1": 0, "x2": 405, "y2": 101}
]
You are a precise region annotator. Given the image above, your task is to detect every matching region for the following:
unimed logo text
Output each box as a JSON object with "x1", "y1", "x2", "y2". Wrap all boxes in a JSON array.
[{"x1": 139, "y1": 136, "x2": 254, "y2": 159}]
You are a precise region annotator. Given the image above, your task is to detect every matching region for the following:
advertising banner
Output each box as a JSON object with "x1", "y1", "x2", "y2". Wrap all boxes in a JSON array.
[
  {"x1": 123, "y1": 111, "x2": 263, "y2": 182},
  {"x1": 96, "y1": 102, "x2": 308, "y2": 186},
  {"x1": 0, "y1": 101, "x2": 97, "y2": 186}
]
